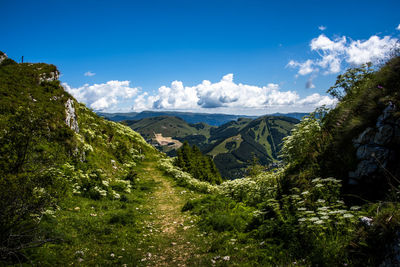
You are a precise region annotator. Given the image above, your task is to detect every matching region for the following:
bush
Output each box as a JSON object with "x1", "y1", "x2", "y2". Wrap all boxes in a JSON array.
[
  {"x1": 158, "y1": 157, "x2": 219, "y2": 193},
  {"x1": 182, "y1": 195, "x2": 255, "y2": 233},
  {"x1": 0, "y1": 108, "x2": 68, "y2": 262}
]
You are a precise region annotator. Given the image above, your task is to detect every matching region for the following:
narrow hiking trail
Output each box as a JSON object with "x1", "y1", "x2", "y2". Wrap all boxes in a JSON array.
[{"x1": 135, "y1": 160, "x2": 212, "y2": 266}]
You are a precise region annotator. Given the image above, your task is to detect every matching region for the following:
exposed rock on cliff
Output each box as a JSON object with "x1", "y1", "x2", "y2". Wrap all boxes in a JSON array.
[
  {"x1": 349, "y1": 102, "x2": 399, "y2": 185},
  {"x1": 65, "y1": 98, "x2": 79, "y2": 133},
  {"x1": 380, "y1": 231, "x2": 400, "y2": 267},
  {"x1": 0, "y1": 51, "x2": 7, "y2": 64},
  {"x1": 39, "y1": 70, "x2": 59, "y2": 83}
]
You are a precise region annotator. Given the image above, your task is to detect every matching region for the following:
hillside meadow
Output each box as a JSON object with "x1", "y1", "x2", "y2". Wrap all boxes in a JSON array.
[{"x1": 1, "y1": 52, "x2": 400, "y2": 266}]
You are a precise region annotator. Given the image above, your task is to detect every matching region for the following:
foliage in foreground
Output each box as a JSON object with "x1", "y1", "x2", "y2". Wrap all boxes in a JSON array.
[
  {"x1": 180, "y1": 57, "x2": 400, "y2": 266},
  {"x1": 2, "y1": 52, "x2": 400, "y2": 266},
  {"x1": 0, "y1": 56, "x2": 155, "y2": 263},
  {"x1": 158, "y1": 157, "x2": 219, "y2": 194}
]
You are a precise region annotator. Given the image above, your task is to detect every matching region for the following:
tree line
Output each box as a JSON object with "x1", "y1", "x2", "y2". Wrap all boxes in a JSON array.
[{"x1": 174, "y1": 142, "x2": 222, "y2": 185}]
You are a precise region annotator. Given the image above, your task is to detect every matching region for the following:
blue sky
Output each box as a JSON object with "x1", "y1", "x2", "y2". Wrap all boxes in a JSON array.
[{"x1": 2, "y1": 0, "x2": 400, "y2": 115}]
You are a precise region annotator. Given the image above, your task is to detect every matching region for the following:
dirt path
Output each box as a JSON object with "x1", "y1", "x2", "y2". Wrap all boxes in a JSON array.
[{"x1": 136, "y1": 161, "x2": 210, "y2": 266}]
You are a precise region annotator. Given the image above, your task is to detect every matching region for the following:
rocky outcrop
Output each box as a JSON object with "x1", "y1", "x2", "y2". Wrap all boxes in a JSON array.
[
  {"x1": 349, "y1": 103, "x2": 399, "y2": 184},
  {"x1": 0, "y1": 51, "x2": 7, "y2": 64},
  {"x1": 39, "y1": 70, "x2": 59, "y2": 83},
  {"x1": 380, "y1": 231, "x2": 400, "y2": 267},
  {"x1": 65, "y1": 98, "x2": 79, "y2": 133}
]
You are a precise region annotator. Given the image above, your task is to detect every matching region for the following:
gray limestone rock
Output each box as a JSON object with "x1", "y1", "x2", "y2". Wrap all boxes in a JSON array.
[
  {"x1": 353, "y1": 127, "x2": 375, "y2": 146},
  {"x1": 374, "y1": 125, "x2": 394, "y2": 145},
  {"x1": 352, "y1": 159, "x2": 379, "y2": 178},
  {"x1": 0, "y1": 52, "x2": 7, "y2": 64},
  {"x1": 39, "y1": 71, "x2": 60, "y2": 83},
  {"x1": 376, "y1": 102, "x2": 395, "y2": 127},
  {"x1": 380, "y1": 231, "x2": 400, "y2": 267},
  {"x1": 348, "y1": 103, "x2": 398, "y2": 184},
  {"x1": 65, "y1": 98, "x2": 79, "y2": 133}
]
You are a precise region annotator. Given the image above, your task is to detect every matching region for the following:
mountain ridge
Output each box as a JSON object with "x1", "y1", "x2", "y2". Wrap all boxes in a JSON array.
[
  {"x1": 125, "y1": 114, "x2": 298, "y2": 178},
  {"x1": 98, "y1": 110, "x2": 307, "y2": 126}
]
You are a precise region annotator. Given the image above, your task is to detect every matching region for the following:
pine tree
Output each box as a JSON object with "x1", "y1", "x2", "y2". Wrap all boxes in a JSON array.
[{"x1": 174, "y1": 142, "x2": 222, "y2": 184}]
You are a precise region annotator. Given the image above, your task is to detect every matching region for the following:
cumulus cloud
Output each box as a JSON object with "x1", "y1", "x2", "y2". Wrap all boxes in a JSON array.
[
  {"x1": 311, "y1": 34, "x2": 346, "y2": 52},
  {"x1": 346, "y1": 36, "x2": 399, "y2": 65},
  {"x1": 318, "y1": 25, "x2": 327, "y2": 31},
  {"x1": 131, "y1": 74, "x2": 336, "y2": 114},
  {"x1": 397, "y1": 24, "x2": 400, "y2": 30},
  {"x1": 298, "y1": 93, "x2": 335, "y2": 107},
  {"x1": 288, "y1": 33, "x2": 399, "y2": 77},
  {"x1": 84, "y1": 71, "x2": 96, "y2": 77},
  {"x1": 64, "y1": 75, "x2": 337, "y2": 114},
  {"x1": 63, "y1": 80, "x2": 139, "y2": 111},
  {"x1": 287, "y1": 60, "x2": 316, "y2": 76}
]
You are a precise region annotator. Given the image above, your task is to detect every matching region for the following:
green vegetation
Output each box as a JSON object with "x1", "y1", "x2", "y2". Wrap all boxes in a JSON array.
[
  {"x1": 177, "y1": 56, "x2": 400, "y2": 266},
  {"x1": 1, "y1": 51, "x2": 400, "y2": 266},
  {"x1": 102, "y1": 110, "x2": 258, "y2": 126},
  {"x1": 175, "y1": 142, "x2": 222, "y2": 185},
  {"x1": 125, "y1": 116, "x2": 215, "y2": 154},
  {"x1": 127, "y1": 114, "x2": 298, "y2": 179},
  {"x1": 0, "y1": 53, "x2": 156, "y2": 264}
]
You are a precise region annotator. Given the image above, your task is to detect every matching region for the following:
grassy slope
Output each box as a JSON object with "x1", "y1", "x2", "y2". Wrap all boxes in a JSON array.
[
  {"x1": 209, "y1": 116, "x2": 298, "y2": 178},
  {"x1": 29, "y1": 158, "x2": 219, "y2": 266},
  {"x1": 0, "y1": 58, "x2": 213, "y2": 265},
  {"x1": 31, "y1": 157, "x2": 268, "y2": 266},
  {"x1": 5, "y1": 54, "x2": 399, "y2": 266},
  {"x1": 207, "y1": 134, "x2": 244, "y2": 157},
  {"x1": 126, "y1": 116, "x2": 214, "y2": 140},
  {"x1": 1, "y1": 58, "x2": 264, "y2": 266}
]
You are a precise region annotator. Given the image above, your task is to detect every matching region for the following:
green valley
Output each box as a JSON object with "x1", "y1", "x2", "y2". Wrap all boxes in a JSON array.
[
  {"x1": 125, "y1": 115, "x2": 298, "y2": 178},
  {"x1": 1, "y1": 51, "x2": 400, "y2": 267}
]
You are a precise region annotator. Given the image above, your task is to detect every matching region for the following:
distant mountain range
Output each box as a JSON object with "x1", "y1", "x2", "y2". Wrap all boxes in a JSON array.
[
  {"x1": 98, "y1": 110, "x2": 308, "y2": 126},
  {"x1": 124, "y1": 115, "x2": 299, "y2": 179}
]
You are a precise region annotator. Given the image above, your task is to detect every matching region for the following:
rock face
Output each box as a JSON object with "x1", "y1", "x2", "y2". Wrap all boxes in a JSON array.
[
  {"x1": 349, "y1": 103, "x2": 399, "y2": 185},
  {"x1": 39, "y1": 70, "x2": 59, "y2": 83},
  {"x1": 380, "y1": 231, "x2": 400, "y2": 267},
  {"x1": 65, "y1": 98, "x2": 79, "y2": 133},
  {"x1": 0, "y1": 52, "x2": 7, "y2": 64}
]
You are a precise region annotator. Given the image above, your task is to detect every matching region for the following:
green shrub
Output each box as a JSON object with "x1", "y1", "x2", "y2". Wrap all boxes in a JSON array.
[{"x1": 183, "y1": 195, "x2": 255, "y2": 233}]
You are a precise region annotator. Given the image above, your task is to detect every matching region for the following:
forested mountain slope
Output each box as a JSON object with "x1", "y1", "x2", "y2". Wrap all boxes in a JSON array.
[
  {"x1": 126, "y1": 116, "x2": 215, "y2": 153},
  {"x1": 208, "y1": 116, "x2": 298, "y2": 178},
  {"x1": 126, "y1": 115, "x2": 298, "y2": 178},
  {"x1": 99, "y1": 110, "x2": 257, "y2": 126}
]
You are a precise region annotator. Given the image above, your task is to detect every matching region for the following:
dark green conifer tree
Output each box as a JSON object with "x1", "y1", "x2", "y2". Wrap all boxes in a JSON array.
[{"x1": 174, "y1": 142, "x2": 222, "y2": 184}]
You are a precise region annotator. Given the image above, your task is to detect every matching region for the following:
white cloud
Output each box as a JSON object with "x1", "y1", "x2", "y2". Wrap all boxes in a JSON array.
[
  {"x1": 311, "y1": 34, "x2": 346, "y2": 52},
  {"x1": 298, "y1": 93, "x2": 336, "y2": 107},
  {"x1": 64, "y1": 75, "x2": 336, "y2": 114},
  {"x1": 63, "y1": 80, "x2": 139, "y2": 111},
  {"x1": 130, "y1": 74, "x2": 336, "y2": 114},
  {"x1": 318, "y1": 25, "x2": 327, "y2": 31},
  {"x1": 84, "y1": 71, "x2": 96, "y2": 77},
  {"x1": 346, "y1": 35, "x2": 399, "y2": 65},
  {"x1": 287, "y1": 59, "x2": 316, "y2": 76},
  {"x1": 289, "y1": 33, "x2": 399, "y2": 77},
  {"x1": 397, "y1": 24, "x2": 400, "y2": 30}
]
